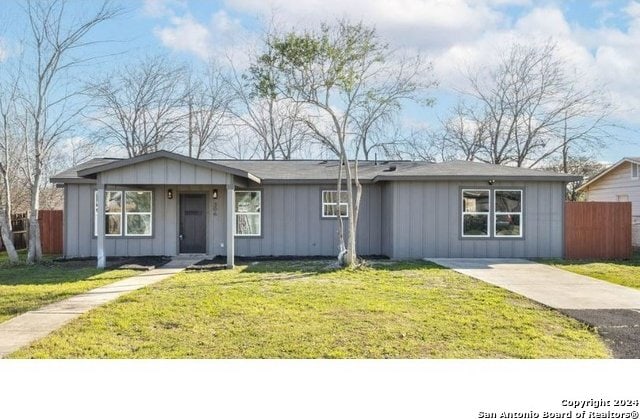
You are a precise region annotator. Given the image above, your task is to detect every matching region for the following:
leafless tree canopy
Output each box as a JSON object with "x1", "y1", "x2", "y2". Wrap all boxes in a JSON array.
[{"x1": 436, "y1": 41, "x2": 613, "y2": 168}]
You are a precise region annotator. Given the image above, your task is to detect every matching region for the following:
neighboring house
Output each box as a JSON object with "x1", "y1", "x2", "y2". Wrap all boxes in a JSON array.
[
  {"x1": 51, "y1": 150, "x2": 579, "y2": 267},
  {"x1": 577, "y1": 157, "x2": 640, "y2": 247}
]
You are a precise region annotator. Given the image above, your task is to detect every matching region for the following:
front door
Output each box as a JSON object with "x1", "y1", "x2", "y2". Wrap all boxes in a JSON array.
[{"x1": 179, "y1": 194, "x2": 206, "y2": 253}]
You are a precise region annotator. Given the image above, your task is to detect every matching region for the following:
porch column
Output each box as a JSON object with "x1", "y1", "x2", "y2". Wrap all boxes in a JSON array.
[
  {"x1": 226, "y1": 183, "x2": 235, "y2": 269},
  {"x1": 96, "y1": 184, "x2": 106, "y2": 269}
]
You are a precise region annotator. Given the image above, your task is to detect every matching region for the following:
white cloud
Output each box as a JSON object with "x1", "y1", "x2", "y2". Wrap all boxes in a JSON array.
[
  {"x1": 154, "y1": 15, "x2": 212, "y2": 59},
  {"x1": 142, "y1": 0, "x2": 186, "y2": 17},
  {"x1": 148, "y1": 0, "x2": 640, "y2": 123}
]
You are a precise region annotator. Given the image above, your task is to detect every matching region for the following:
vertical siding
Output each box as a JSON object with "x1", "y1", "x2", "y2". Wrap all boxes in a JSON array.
[
  {"x1": 234, "y1": 184, "x2": 382, "y2": 257},
  {"x1": 390, "y1": 180, "x2": 565, "y2": 258},
  {"x1": 380, "y1": 183, "x2": 394, "y2": 257}
]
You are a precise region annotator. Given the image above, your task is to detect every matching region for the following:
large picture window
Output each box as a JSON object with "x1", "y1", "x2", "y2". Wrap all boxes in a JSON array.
[
  {"x1": 321, "y1": 190, "x2": 349, "y2": 218},
  {"x1": 494, "y1": 190, "x2": 522, "y2": 237},
  {"x1": 235, "y1": 191, "x2": 261, "y2": 236},
  {"x1": 94, "y1": 191, "x2": 122, "y2": 236},
  {"x1": 125, "y1": 191, "x2": 153, "y2": 236},
  {"x1": 94, "y1": 190, "x2": 152, "y2": 237},
  {"x1": 461, "y1": 189, "x2": 490, "y2": 237}
]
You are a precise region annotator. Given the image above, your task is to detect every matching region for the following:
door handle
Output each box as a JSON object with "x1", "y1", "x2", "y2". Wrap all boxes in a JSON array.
[{"x1": 179, "y1": 233, "x2": 184, "y2": 241}]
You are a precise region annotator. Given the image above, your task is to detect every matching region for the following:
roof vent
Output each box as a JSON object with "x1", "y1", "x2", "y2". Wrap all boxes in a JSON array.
[{"x1": 384, "y1": 165, "x2": 396, "y2": 172}]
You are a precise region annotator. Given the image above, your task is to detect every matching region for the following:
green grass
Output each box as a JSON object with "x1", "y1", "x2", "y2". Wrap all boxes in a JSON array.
[
  {"x1": 11, "y1": 260, "x2": 609, "y2": 359},
  {"x1": 545, "y1": 253, "x2": 640, "y2": 290},
  {"x1": 0, "y1": 252, "x2": 137, "y2": 323}
]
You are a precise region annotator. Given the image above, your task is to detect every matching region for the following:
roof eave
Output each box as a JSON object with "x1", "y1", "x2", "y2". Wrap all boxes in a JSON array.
[
  {"x1": 75, "y1": 150, "x2": 261, "y2": 184},
  {"x1": 373, "y1": 174, "x2": 581, "y2": 182},
  {"x1": 576, "y1": 158, "x2": 633, "y2": 192}
]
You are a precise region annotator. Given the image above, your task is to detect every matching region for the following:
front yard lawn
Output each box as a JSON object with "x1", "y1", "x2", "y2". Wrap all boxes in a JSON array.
[
  {"x1": 0, "y1": 254, "x2": 137, "y2": 323},
  {"x1": 12, "y1": 260, "x2": 609, "y2": 358},
  {"x1": 545, "y1": 254, "x2": 640, "y2": 290}
]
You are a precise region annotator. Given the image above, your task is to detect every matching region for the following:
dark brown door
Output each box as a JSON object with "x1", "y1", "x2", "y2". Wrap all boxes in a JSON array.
[{"x1": 179, "y1": 194, "x2": 206, "y2": 253}]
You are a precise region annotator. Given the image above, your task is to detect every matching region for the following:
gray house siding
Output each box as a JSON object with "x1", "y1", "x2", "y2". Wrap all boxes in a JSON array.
[
  {"x1": 64, "y1": 182, "x2": 383, "y2": 258},
  {"x1": 388, "y1": 180, "x2": 565, "y2": 258},
  {"x1": 64, "y1": 184, "x2": 231, "y2": 258},
  {"x1": 234, "y1": 184, "x2": 382, "y2": 257}
]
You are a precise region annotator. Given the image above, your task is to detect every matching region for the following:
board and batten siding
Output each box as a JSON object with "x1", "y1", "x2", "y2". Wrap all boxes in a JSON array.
[
  {"x1": 234, "y1": 184, "x2": 383, "y2": 257},
  {"x1": 584, "y1": 161, "x2": 640, "y2": 217},
  {"x1": 99, "y1": 157, "x2": 229, "y2": 185},
  {"x1": 387, "y1": 180, "x2": 565, "y2": 258},
  {"x1": 63, "y1": 184, "x2": 230, "y2": 258}
]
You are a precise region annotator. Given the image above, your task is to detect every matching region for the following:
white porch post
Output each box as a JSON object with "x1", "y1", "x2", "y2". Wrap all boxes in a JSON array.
[
  {"x1": 96, "y1": 184, "x2": 106, "y2": 269},
  {"x1": 226, "y1": 182, "x2": 235, "y2": 269}
]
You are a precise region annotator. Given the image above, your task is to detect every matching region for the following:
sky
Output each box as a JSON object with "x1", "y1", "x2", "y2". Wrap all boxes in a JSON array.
[{"x1": 1, "y1": 0, "x2": 640, "y2": 163}]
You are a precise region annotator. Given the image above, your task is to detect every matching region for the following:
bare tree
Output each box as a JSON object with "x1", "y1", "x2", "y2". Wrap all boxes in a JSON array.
[
  {"x1": 184, "y1": 64, "x2": 233, "y2": 158},
  {"x1": 87, "y1": 55, "x2": 187, "y2": 157},
  {"x1": 0, "y1": 58, "x2": 21, "y2": 262},
  {"x1": 18, "y1": 0, "x2": 121, "y2": 263},
  {"x1": 229, "y1": 58, "x2": 310, "y2": 160},
  {"x1": 251, "y1": 21, "x2": 433, "y2": 266},
  {"x1": 544, "y1": 155, "x2": 606, "y2": 201},
  {"x1": 445, "y1": 41, "x2": 613, "y2": 168}
]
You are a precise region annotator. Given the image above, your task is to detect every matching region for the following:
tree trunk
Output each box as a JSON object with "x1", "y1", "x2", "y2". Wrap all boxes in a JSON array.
[
  {"x1": 0, "y1": 207, "x2": 18, "y2": 263},
  {"x1": 27, "y1": 170, "x2": 42, "y2": 264}
]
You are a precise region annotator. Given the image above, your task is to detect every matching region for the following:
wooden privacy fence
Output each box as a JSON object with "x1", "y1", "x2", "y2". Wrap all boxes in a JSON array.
[
  {"x1": 564, "y1": 202, "x2": 632, "y2": 260},
  {"x1": 39, "y1": 210, "x2": 63, "y2": 254},
  {"x1": 0, "y1": 210, "x2": 63, "y2": 254}
]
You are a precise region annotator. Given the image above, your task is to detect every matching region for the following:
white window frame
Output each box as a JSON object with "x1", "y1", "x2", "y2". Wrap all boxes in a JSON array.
[
  {"x1": 94, "y1": 190, "x2": 123, "y2": 237},
  {"x1": 321, "y1": 190, "x2": 349, "y2": 218},
  {"x1": 234, "y1": 190, "x2": 261, "y2": 237},
  {"x1": 631, "y1": 163, "x2": 639, "y2": 179},
  {"x1": 124, "y1": 190, "x2": 153, "y2": 237},
  {"x1": 494, "y1": 189, "x2": 523, "y2": 238},
  {"x1": 461, "y1": 189, "x2": 490, "y2": 238}
]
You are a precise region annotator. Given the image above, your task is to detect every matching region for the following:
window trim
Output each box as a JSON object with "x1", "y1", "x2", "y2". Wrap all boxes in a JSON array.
[
  {"x1": 631, "y1": 163, "x2": 639, "y2": 179},
  {"x1": 234, "y1": 190, "x2": 262, "y2": 237},
  {"x1": 461, "y1": 188, "x2": 491, "y2": 238},
  {"x1": 124, "y1": 190, "x2": 153, "y2": 237},
  {"x1": 493, "y1": 189, "x2": 523, "y2": 238},
  {"x1": 93, "y1": 189, "x2": 154, "y2": 238},
  {"x1": 321, "y1": 189, "x2": 349, "y2": 218},
  {"x1": 94, "y1": 190, "x2": 123, "y2": 237}
]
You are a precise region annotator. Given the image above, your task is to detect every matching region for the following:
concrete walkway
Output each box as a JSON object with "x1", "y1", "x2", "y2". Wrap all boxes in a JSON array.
[
  {"x1": 0, "y1": 258, "x2": 201, "y2": 358},
  {"x1": 427, "y1": 258, "x2": 640, "y2": 358},
  {"x1": 427, "y1": 258, "x2": 640, "y2": 310}
]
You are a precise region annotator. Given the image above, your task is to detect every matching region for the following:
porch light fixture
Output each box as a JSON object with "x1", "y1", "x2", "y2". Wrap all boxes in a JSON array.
[
  {"x1": 488, "y1": 179, "x2": 496, "y2": 185},
  {"x1": 167, "y1": 189, "x2": 174, "y2": 200},
  {"x1": 212, "y1": 189, "x2": 218, "y2": 199}
]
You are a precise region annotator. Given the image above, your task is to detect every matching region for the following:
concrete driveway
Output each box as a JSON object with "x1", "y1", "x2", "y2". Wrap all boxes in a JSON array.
[{"x1": 427, "y1": 258, "x2": 640, "y2": 358}]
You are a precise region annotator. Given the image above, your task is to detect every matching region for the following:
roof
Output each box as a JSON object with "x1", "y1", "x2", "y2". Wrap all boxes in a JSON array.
[
  {"x1": 51, "y1": 150, "x2": 581, "y2": 185},
  {"x1": 576, "y1": 157, "x2": 640, "y2": 192}
]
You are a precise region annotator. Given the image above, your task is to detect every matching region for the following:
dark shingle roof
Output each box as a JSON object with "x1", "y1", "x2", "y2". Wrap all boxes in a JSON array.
[
  {"x1": 51, "y1": 153, "x2": 580, "y2": 184},
  {"x1": 50, "y1": 158, "x2": 121, "y2": 183}
]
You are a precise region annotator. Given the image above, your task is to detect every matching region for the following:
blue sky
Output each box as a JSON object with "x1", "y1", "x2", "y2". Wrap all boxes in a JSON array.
[{"x1": 1, "y1": 0, "x2": 640, "y2": 162}]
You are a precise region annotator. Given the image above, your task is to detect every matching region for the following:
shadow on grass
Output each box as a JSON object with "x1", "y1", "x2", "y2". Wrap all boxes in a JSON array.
[
  {"x1": 0, "y1": 263, "x2": 128, "y2": 286},
  {"x1": 236, "y1": 258, "x2": 443, "y2": 275}
]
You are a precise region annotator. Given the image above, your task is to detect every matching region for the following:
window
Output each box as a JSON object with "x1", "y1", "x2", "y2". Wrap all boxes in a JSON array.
[
  {"x1": 125, "y1": 191, "x2": 153, "y2": 236},
  {"x1": 494, "y1": 190, "x2": 522, "y2": 237},
  {"x1": 617, "y1": 194, "x2": 630, "y2": 202},
  {"x1": 322, "y1": 190, "x2": 349, "y2": 218},
  {"x1": 461, "y1": 189, "x2": 490, "y2": 237},
  {"x1": 632, "y1": 163, "x2": 639, "y2": 179},
  {"x1": 235, "y1": 191, "x2": 261, "y2": 236},
  {"x1": 94, "y1": 190, "x2": 153, "y2": 237},
  {"x1": 94, "y1": 191, "x2": 122, "y2": 236}
]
